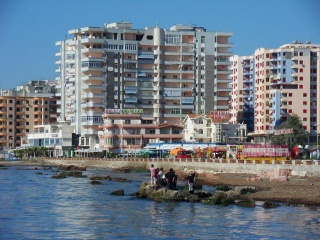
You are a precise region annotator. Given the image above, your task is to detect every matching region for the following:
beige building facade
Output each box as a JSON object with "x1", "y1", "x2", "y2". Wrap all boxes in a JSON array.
[
  {"x1": 0, "y1": 89, "x2": 58, "y2": 149},
  {"x1": 98, "y1": 110, "x2": 183, "y2": 153}
]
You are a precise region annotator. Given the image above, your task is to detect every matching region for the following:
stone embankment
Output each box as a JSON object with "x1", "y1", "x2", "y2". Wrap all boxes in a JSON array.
[{"x1": 41, "y1": 157, "x2": 320, "y2": 177}]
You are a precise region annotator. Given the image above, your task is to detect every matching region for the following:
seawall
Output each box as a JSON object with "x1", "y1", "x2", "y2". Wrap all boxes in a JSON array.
[{"x1": 42, "y1": 158, "x2": 320, "y2": 177}]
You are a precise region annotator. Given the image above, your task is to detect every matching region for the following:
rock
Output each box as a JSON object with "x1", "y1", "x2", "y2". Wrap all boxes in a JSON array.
[
  {"x1": 111, "y1": 189, "x2": 124, "y2": 195},
  {"x1": 90, "y1": 180, "x2": 102, "y2": 185},
  {"x1": 263, "y1": 201, "x2": 278, "y2": 208},
  {"x1": 202, "y1": 191, "x2": 235, "y2": 205},
  {"x1": 90, "y1": 176, "x2": 103, "y2": 180},
  {"x1": 52, "y1": 173, "x2": 67, "y2": 179},
  {"x1": 35, "y1": 172, "x2": 43, "y2": 175},
  {"x1": 58, "y1": 165, "x2": 86, "y2": 171},
  {"x1": 111, "y1": 177, "x2": 129, "y2": 182},
  {"x1": 234, "y1": 186, "x2": 258, "y2": 195},
  {"x1": 216, "y1": 185, "x2": 230, "y2": 191},
  {"x1": 236, "y1": 199, "x2": 255, "y2": 207}
]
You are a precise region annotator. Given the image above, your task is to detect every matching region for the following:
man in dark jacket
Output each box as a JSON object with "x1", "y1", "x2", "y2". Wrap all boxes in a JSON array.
[
  {"x1": 165, "y1": 168, "x2": 175, "y2": 190},
  {"x1": 187, "y1": 171, "x2": 196, "y2": 194}
]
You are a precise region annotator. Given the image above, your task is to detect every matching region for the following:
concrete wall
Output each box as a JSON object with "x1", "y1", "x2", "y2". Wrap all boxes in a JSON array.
[{"x1": 42, "y1": 158, "x2": 320, "y2": 177}]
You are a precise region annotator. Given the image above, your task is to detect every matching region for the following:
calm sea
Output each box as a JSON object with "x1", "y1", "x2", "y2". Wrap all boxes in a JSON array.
[{"x1": 0, "y1": 165, "x2": 319, "y2": 240}]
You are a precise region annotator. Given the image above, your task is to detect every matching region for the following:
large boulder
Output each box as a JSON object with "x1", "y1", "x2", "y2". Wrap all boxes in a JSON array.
[
  {"x1": 201, "y1": 191, "x2": 235, "y2": 205},
  {"x1": 263, "y1": 201, "x2": 278, "y2": 208},
  {"x1": 236, "y1": 199, "x2": 256, "y2": 207},
  {"x1": 111, "y1": 189, "x2": 125, "y2": 195}
]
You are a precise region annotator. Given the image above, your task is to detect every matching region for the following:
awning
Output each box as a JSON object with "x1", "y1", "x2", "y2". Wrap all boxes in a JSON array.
[{"x1": 212, "y1": 146, "x2": 227, "y2": 152}]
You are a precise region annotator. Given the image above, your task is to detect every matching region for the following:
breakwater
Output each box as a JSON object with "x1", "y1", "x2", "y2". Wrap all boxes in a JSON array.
[{"x1": 41, "y1": 157, "x2": 320, "y2": 177}]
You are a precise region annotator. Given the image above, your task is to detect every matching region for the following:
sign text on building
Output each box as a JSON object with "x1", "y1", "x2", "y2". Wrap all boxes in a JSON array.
[
  {"x1": 104, "y1": 108, "x2": 144, "y2": 114},
  {"x1": 274, "y1": 128, "x2": 294, "y2": 136}
]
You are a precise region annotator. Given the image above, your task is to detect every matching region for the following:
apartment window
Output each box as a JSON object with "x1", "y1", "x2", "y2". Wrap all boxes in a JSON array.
[
  {"x1": 289, "y1": 93, "x2": 292, "y2": 97},
  {"x1": 299, "y1": 85, "x2": 303, "y2": 89},
  {"x1": 9, "y1": 129, "x2": 12, "y2": 132},
  {"x1": 201, "y1": 48, "x2": 205, "y2": 52},
  {"x1": 171, "y1": 108, "x2": 180, "y2": 114},
  {"x1": 299, "y1": 69, "x2": 303, "y2": 72},
  {"x1": 303, "y1": 93, "x2": 307, "y2": 97},
  {"x1": 299, "y1": 77, "x2": 303, "y2": 81},
  {"x1": 26, "y1": 115, "x2": 29, "y2": 118},
  {"x1": 148, "y1": 47, "x2": 152, "y2": 51},
  {"x1": 26, "y1": 122, "x2": 29, "y2": 125},
  {"x1": 288, "y1": 101, "x2": 292, "y2": 105},
  {"x1": 124, "y1": 119, "x2": 130, "y2": 124},
  {"x1": 303, "y1": 101, "x2": 307, "y2": 105},
  {"x1": 299, "y1": 52, "x2": 303, "y2": 56},
  {"x1": 201, "y1": 36, "x2": 205, "y2": 43},
  {"x1": 128, "y1": 55, "x2": 131, "y2": 59},
  {"x1": 303, "y1": 117, "x2": 307, "y2": 122},
  {"x1": 173, "y1": 75, "x2": 177, "y2": 79},
  {"x1": 303, "y1": 109, "x2": 307, "y2": 113}
]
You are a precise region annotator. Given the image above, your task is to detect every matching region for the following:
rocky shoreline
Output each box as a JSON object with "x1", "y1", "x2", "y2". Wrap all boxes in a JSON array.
[{"x1": 2, "y1": 159, "x2": 320, "y2": 207}]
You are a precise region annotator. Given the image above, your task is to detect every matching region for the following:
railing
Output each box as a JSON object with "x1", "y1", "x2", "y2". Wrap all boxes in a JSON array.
[{"x1": 43, "y1": 157, "x2": 320, "y2": 166}]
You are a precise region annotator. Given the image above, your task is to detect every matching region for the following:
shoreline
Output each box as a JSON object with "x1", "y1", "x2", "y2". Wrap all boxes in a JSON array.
[{"x1": 2, "y1": 159, "x2": 320, "y2": 207}]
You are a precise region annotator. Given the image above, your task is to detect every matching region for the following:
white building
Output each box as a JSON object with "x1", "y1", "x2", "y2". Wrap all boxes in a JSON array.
[
  {"x1": 183, "y1": 113, "x2": 247, "y2": 144},
  {"x1": 26, "y1": 121, "x2": 74, "y2": 156},
  {"x1": 55, "y1": 22, "x2": 233, "y2": 150}
]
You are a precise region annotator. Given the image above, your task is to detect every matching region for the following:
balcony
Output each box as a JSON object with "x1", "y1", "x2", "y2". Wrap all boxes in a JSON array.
[
  {"x1": 82, "y1": 93, "x2": 104, "y2": 99},
  {"x1": 82, "y1": 101, "x2": 105, "y2": 108}
]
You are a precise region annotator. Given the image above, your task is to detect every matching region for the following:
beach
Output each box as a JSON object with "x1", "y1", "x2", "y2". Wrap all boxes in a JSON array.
[{"x1": 2, "y1": 159, "x2": 320, "y2": 206}]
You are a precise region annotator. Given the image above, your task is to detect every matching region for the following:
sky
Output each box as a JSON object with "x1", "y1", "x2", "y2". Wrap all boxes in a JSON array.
[{"x1": 0, "y1": 0, "x2": 319, "y2": 89}]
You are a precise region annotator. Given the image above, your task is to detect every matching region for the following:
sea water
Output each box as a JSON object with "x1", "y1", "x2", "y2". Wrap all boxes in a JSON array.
[{"x1": 0, "y1": 165, "x2": 319, "y2": 240}]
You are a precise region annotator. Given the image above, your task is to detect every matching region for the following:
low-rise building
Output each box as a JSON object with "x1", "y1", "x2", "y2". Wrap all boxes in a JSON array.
[
  {"x1": 183, "y1": 113, "x2": 247, "y2": 144},
  {"x1": 26, "y1": 121, "x2": 74, "y2": 157},
  {"x1": 98, "y1": 110, "x2": 183, "y2": 153}
]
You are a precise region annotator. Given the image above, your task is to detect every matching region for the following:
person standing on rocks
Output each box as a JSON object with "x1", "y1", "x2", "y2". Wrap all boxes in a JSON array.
[
  {"x1": 165, "y1": 168, "x2": 175, "y2": 190},
  {"x1": 150, "y1": 164, "x2": 158, "y2": 185},
  {"x1": 157, "y1": 167, "x2": 164, "y2": 187},
  {"x1": 187, "y1": 171, "x2": 196, "y2": 194}
]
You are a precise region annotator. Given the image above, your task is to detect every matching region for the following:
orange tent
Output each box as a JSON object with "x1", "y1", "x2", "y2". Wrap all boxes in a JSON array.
[{"x1": 170, "y1": 147, "x2": 184, "y2": 156}]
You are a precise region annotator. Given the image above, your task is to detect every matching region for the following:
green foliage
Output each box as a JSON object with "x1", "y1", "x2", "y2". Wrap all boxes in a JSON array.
[
  {"x1": 272, "y1": 114, "x2": 306, "y2": 149},
  {"x1": 13, "y1": 149, "x2": 24, "y2": 159}
]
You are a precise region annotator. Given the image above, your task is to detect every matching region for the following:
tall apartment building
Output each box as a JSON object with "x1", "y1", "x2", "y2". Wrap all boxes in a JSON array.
[
  {"x1": 0, "y1": 84, "x2": 58, "y2": 149},
  {"x1": 55, "y1": 22, "x2": 233, "y2": 149},
  {"x1": 230, "y1": 55, "x2": 255, "y2": 133},
  {"x1": 231, "y1": 42, "x2": 320, "y2": 143}
]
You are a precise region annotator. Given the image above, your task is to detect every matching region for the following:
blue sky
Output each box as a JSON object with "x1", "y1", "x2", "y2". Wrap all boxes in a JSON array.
[{"x1": 0, "y1": 0, "x2": 319, "y2": 89}]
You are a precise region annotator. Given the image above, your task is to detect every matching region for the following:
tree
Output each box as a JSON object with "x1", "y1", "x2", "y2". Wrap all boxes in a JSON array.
[
  {"x1": 272, "y1": 114, "x2": 306, "y2": 149},
  {"x1": 13, "y1": 149, "x2": 24, "y2": 159}
]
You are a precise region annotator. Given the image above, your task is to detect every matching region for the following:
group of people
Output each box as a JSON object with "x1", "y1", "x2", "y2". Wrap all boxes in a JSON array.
[
  {"x1": 150, "y1": 164, "x2": 177, "y2": 190},
  {"x1": 150, "y1": 164, "x2": 196, "y2": 193}
]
